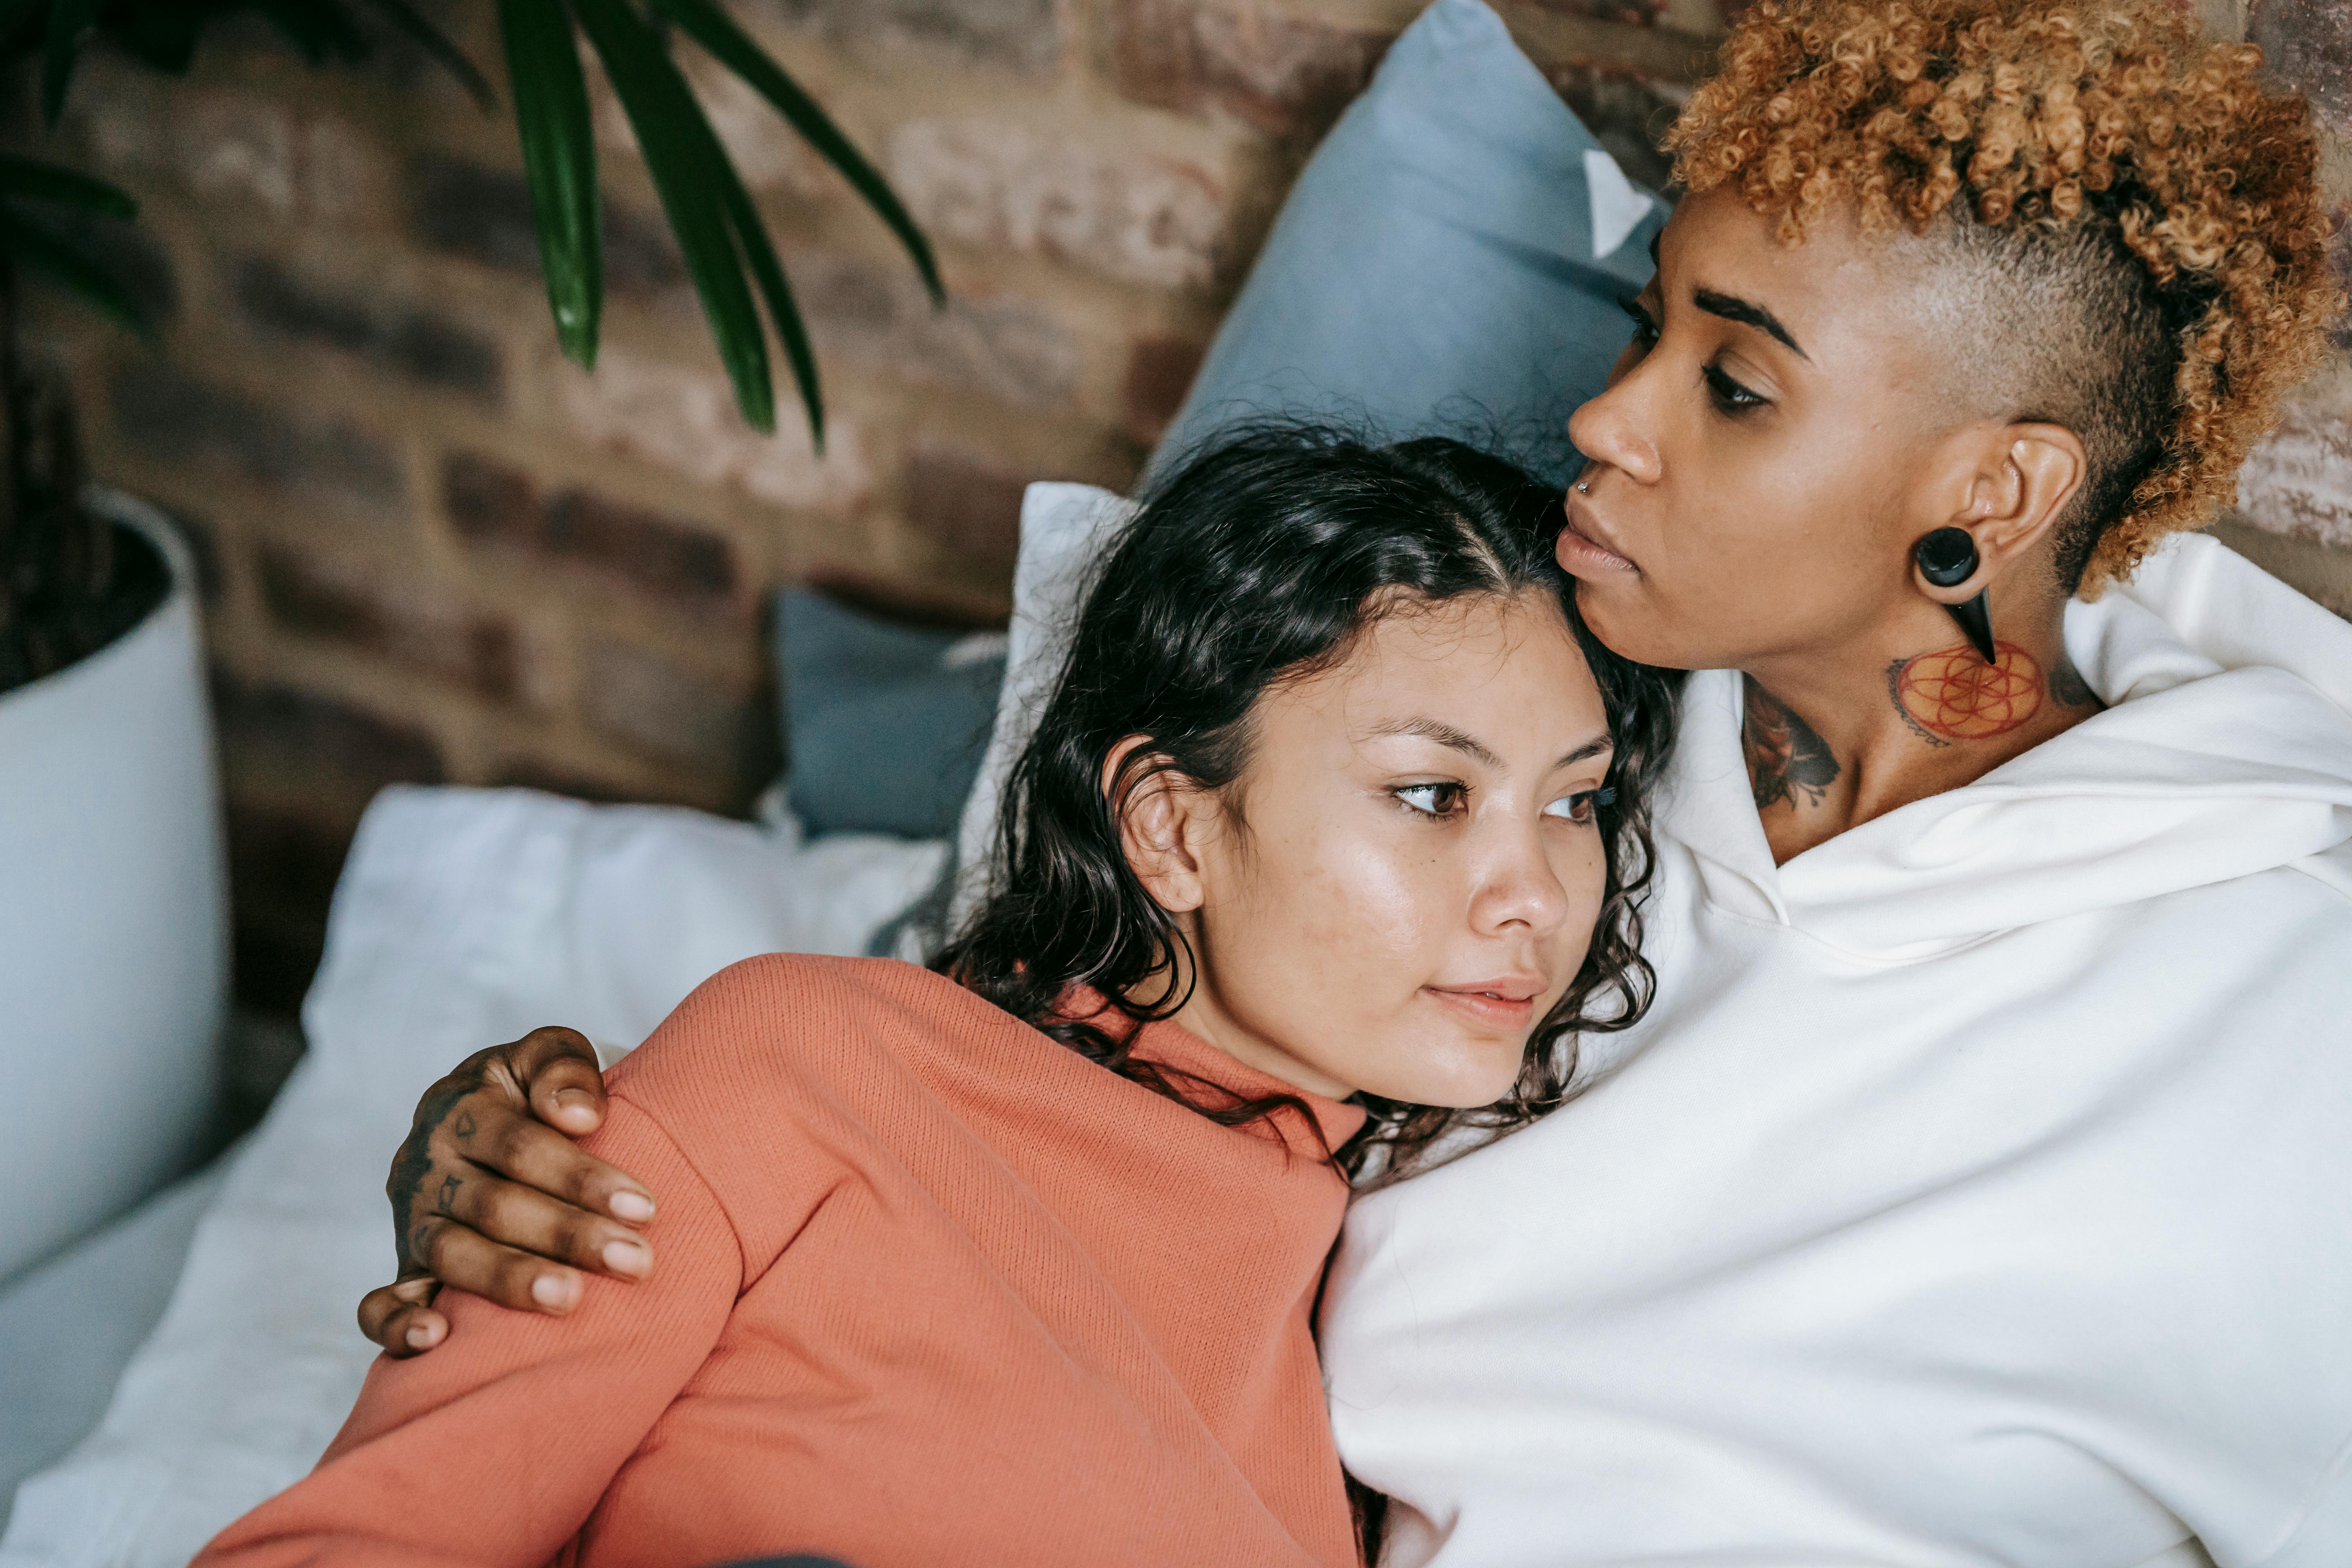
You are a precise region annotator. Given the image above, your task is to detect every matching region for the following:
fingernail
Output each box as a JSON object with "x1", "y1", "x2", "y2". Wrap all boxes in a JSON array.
[
  {"x1": 555, "y1": 1088, "x2": 593, "y2": 1111},
  {"x1": 603, "y1": 1239, "x2": 651, "y2": 1277},
  {"x1": 609, "y1": 1191, "x2": 654, "y2": 1222},
  {"x1": 405, "y1": 1323, "x2": 438, "y2": 1349},
  {"x1": 531, "y1": 1273, "x2": 575, "y2": 1309}
]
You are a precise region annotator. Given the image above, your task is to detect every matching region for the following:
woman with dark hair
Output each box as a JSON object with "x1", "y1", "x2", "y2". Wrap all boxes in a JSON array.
[
  {"x1": 321, "y1": 0, "x2": 2352, "y2": 1559},
  {"x1": 193, "y1": 429, "x2": 1677, "y2": 1568}
]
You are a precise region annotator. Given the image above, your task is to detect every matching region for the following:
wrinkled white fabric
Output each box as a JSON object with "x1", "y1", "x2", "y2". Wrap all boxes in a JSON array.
[{"x1": 1323, "y1": 534, "x2": 2352, "y2": 1568}]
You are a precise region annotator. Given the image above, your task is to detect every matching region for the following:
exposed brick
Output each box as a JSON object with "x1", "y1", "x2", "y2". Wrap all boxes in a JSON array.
[
  {"x1": 172, "y1": 94, "x2": 389, "y2": 223},
  {"x1": 442, "y1": 450, "x2": 741, "y2": 609},
  {"x1": 889, "y1": 119, "x2": 1226, "y2": 291},
  {"x1": 1524, "y1": 0, "x2": 1666, "y2": 25},
  {"x1": 2236, "y1": 378, "x2": 2352, "y2": 549},
  {"x1": 1547, "y1": 62, "x2": 1688, "y2": 191},
  {"x1": 257, "y1": 539, "x2": 520, "y2": 700},
  {"x1": 109, "y1": 363, "x2": 406, "y2": 519},
  {"x1": 234, "y1": 259, "x2": 503, "y2": 399},
  {"x1": 2331, "y1": 204, "x2": 2352, "y2": 353},
  {"x1": 764, "y1": 0, "x2": 1060, "y2": 76},
  {"x1": 409, "y1": 156, "x2": 686, "y2": 297},
  {"x1": 802, "y1": 568, "x2": 1011, "y2": 633},
  {"x1": 902, "y1": 439, "x2": 1031, "y2": 575},
  {"x1": 211, "y1": 668, "x2": 447, "y2": 791},
  {"x1": 1122, "y1": 334, "x2": 1205, "y2": 444},
  {"x1": 441, "y1": 446, "x2": 536, "y2": 535},
  {"x1": 557, "y1": 347, "x2": 874, "y2": 513},
  {"x1": 490, "y1": 757, "x2": 645, "y2": 806},
  {"x1": 2251, "y1": 0, "x2": 2352, "y2": 139},
  {"x1": 580, "y1": 635, "x2": 771, "y2": 779},
  {"x1": 795, "y1": 250, "x2": 1079, "y2": 408},
  {"x1": 1109, "y1": 0, "x2": 1392, "y2": 138},
  {"x1": 222, "y1": 799, "x2": 355, "y2": 1015}
]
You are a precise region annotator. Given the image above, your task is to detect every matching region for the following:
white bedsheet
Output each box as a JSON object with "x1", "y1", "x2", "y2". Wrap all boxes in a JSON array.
[{"x1": 0, "y1": 787, "x2": 941, "y2": 1568}]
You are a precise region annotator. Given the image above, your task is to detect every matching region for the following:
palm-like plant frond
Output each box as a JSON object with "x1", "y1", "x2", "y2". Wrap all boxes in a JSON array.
[{"x1": 12, "y1": 0, "x2": 938, "y2": 449}]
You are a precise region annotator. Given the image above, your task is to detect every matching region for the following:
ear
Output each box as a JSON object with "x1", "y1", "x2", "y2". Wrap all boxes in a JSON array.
[
  {"x1": 1100, "y1": 735, "x2": 1216, "y2": 915},
  {"x1": 1913, "y1": 421, "x2": 2087, "y2": 604}
]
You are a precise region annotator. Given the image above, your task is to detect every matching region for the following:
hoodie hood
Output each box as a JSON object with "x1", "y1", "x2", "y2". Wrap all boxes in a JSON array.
[{"x1": 1664, "y1": 532, "x2": 2352, "y2": 957}]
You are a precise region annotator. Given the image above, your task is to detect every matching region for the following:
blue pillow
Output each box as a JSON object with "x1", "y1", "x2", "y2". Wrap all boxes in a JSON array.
[
  {"x1": 775, "y1": 589, "x2": 1007, "y2": 840},
  {"x1": 1153, "y1": 0, "x2": 1664, "y2": 484}
]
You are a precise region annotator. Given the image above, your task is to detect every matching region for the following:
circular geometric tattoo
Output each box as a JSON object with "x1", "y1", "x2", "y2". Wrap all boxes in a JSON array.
[{"x1": 1893, "y1": 641, "x2": 2044, "y2": 741}]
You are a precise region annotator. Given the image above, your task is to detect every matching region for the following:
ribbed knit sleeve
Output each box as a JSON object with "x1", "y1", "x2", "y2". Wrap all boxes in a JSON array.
[{"x1": 191, "y1": 1092, "x2": 745, "y2": 1567}]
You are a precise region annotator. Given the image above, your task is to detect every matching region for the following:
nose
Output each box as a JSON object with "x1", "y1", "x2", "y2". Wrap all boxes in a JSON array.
[
  {"x1": 1567, "y1": 364, "x2": 1662, "y2": 488},
  {"x1": 1468, "y1": 818, "x2": 1573, "y2": 940}
]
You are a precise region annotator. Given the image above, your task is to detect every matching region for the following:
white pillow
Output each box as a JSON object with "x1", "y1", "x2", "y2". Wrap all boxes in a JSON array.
[
  {"x1": 947, "y1": 482, "x2": 1139, "y2": 930},
  {"x1": 0, "y1": 789, "x2": 941, "y2": 1568}
]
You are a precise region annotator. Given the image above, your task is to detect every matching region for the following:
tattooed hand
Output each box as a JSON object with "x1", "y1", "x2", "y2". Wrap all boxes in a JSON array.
[
  {"x1": 361, "y1": 1027, "x2": 659, "y2": 1359},
  {"x1": 1743, "y1": 677, "x2": 1840, "y2": 811}
]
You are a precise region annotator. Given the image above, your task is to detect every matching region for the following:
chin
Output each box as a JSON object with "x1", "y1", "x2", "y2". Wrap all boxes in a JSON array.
[
  {"x1": 1573, "y1": 579, "x2": 1690, "y2": 670},
  {"x1": 1381, "y1": 1047, "x2": 1529, "y2": 1111}
]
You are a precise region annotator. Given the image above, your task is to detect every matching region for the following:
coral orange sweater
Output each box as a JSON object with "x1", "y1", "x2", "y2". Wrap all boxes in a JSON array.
[{"x1": 196, "y1": 955, "x2": 1366, "y2": 1568}]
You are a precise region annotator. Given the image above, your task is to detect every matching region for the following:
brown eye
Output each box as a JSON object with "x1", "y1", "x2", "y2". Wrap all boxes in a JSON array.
[
  {"x1": 1396, "y1": 782, "x2": 1467, "y2": 817},
  {"x1": 1704, "y1": 364, "x2": 1768, "y2": 414},
  {"x1": 1543, "y1": 786, "x2": 1615, "y2": 826}
]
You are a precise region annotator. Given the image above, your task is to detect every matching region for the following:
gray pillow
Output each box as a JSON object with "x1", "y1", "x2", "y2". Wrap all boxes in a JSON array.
[
  {"x1": 1152, "y1": 0, "x2": 1665, "y2": 486},
  {"x1": 775, "y1": 588, "x2": 1007, "y2": 841}
]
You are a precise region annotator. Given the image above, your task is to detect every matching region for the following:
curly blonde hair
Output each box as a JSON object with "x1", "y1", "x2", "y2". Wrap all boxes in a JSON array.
[{"x1": 1665, "y1": 0, "x2": 2343, "y2": 592}]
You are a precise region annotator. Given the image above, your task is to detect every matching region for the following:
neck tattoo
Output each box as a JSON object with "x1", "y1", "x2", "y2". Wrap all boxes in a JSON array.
[
  {"x1": 1885, "y1": 640, "x2": 2045, "y2": 744},
  {"x1": 1743, "y1": 678, "x2": 1839, "y2": 811}
]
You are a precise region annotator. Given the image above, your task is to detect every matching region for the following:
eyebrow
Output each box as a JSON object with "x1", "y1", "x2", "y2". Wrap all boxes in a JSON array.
[
  {"x1": 1691, "y1": 287, "x2": 1809, "y2": 361},
  {"x1": 1367, "y1": 717, "x2": 1614, "y2": 774},
  {"x1": 1551, "y1": 734, "x2": 1615, "y2": 771}
]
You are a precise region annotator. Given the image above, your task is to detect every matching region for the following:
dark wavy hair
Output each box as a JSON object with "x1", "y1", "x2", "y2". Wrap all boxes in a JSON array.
[{"x1": 933, "y1": 427, "x2": 1680, "y2": 1185}]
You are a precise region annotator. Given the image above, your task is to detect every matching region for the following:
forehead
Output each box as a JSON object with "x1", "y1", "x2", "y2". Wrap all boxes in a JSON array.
[
  {"x1": 1270, "y1": 590, "x2": 1606, "y2": 745},
  {"x1": 1656, "y1": 189, "x2": 1949, "y2": 388}
]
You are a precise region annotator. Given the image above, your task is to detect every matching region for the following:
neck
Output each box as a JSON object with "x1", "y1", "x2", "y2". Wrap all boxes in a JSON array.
[{"x1": 1740, "y1": 581, "x2": 2103, "y2": 864}]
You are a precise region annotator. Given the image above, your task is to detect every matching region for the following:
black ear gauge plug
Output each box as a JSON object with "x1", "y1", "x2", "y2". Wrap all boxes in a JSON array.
[{"x1": 1912, "y1": 526, "x2": 1997, "y2": 666}]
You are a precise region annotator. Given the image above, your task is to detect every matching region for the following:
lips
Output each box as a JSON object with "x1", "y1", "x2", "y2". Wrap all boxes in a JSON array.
[
  {"x1": 1424, "y1": 979, "x2": 1547, "y2": 1031},
  {"x1": 1559, "y1": 490, "x2": 1639, "y2": 576}
]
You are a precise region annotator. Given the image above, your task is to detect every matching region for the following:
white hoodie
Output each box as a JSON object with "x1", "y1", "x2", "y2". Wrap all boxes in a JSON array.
[{"x1": 1321, "y1": 534, "x2": 2352, "y2": 1568}]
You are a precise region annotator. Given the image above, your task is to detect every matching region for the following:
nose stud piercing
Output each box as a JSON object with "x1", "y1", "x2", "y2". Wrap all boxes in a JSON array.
[
  {"x1": 1913, "y1": 526, "x2": 1997, "y2": 666},
  {"x1": 1574, "y1": 479, "x2": 1592, "y2": 494}
]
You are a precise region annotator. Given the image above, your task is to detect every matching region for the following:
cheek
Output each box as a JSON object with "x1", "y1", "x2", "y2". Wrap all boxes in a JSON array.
[
  {"x1": 1593, "y1": 452, "x2": 1897, "y2": 666},
  {"x1": 1216, "y1": 820, "x2": 1449, "y2": 993},
  {"x1": 1548, "y1": 831, "x2": 1609, "y2": 979}
]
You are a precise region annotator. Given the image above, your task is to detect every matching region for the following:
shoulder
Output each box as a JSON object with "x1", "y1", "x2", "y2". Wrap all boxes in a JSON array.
[{"x1": 604, "y1": 954, "x2": 1034, "y2": 1124}]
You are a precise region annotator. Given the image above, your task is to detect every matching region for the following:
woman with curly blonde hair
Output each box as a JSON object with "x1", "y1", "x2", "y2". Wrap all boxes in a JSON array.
[{"x1": 346, "y1": 0, "x2": 2352, "y2": 1563}]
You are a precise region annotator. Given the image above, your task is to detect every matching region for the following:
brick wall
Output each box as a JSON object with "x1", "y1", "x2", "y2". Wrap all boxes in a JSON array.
[{"x1": 11, "y1": 0, "x2": 2350, "y2": 1015}]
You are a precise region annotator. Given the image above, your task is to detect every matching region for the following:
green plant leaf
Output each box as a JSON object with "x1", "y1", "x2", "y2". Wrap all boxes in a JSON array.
[
  {"x1": 41, "y1": 0, "x2": 102, "y2": 125},
  {"x1": 356, "y1": 0, "x2": 497, "y2": 109},
  {"x1": 0, "y1": 156, "x2": 136, "y2": 219},
  {"x1": 715, "y1": 147, "x2": 822, "y2": 452},
  {"x1": 573, "y1": 0, "x2": 773, "y2": 434},
  {"x1": 649, "y1": 0, "x2": 941, "y2": 305},
  {"x1": 0, "y1": 212, "x2": 150, "y2": 337},
  {"x1": 499, "y1": 0, "x2": 601, "y2": 368}
]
